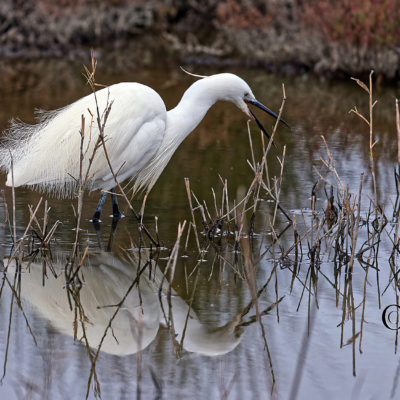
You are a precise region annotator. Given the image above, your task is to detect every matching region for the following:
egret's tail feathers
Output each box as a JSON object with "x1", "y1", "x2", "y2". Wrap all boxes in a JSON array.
[
  {"x1": 0, "y1": 106, "x2": 88, "y2": 198},
  {"x1": 0, "y1": 118, "x2": 36, "y2": 172}
]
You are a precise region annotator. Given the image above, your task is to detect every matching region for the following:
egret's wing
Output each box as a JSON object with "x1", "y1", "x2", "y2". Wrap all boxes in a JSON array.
[
  {"x1": 2, "y1": 82, "x2": 167, "y2": 198},
  {"x1": 95, "y1": 117, "x2": 166, "y2": 189}
]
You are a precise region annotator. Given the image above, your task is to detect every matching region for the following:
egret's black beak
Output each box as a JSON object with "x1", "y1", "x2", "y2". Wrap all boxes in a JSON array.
[{"x1": 244, "y1": 95, "x2": 290, "y2": 143}]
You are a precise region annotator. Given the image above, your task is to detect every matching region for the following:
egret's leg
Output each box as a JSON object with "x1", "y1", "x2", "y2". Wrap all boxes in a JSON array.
[
  {"x1": 92, "y1": 191, "x2": 108, "y2": 223},
  {"x1": 107, "y1": 216, "x2": 120, "y2": 251},
  {"x1": 111, "y1": 188, "x2": 123, "y2": 219},
  {"x1": 92, "y1": 219, "x2": 105, "y2": 250}
]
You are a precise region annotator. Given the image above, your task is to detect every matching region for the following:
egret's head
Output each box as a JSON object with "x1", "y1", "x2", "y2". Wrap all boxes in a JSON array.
[
  {"x1": 211, "y1": 73, "x2": 253, "y2": 115},
  {"x1": 215, "y1": 73, "x2": 290, "y2": 140}
]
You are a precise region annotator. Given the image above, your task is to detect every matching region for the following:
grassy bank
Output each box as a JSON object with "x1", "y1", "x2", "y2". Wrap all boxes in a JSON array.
[{"x1": 1, "y1": 0, "x2": 400, "y2": 79}]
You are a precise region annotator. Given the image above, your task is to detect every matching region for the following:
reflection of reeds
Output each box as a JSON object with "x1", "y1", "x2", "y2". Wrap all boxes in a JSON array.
[
  {"x1": 180, "y1": 71, "x2": 400, "y2": 387},
  {"x1": 159, "y1": 221, "x2": 187, "y2": 358},
  {"x1": 1, "y1": 162, "x2": 42, "y2": 382}
]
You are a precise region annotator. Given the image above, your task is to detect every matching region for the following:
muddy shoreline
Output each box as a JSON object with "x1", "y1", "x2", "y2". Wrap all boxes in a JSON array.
[{"x1": 1, "y1": 0, "x2": 400, "y2": 81}]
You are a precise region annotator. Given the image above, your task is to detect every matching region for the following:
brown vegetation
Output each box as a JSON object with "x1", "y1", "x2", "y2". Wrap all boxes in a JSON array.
[{"x1": 1, "y1": 0, "x2": 400, "y2": 78}]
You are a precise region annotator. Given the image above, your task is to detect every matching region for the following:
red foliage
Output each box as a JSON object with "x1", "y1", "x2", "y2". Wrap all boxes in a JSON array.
[
  {"x1": 301, "y1": 0, "x2": 400, "y2": 48},
  {"x1": 215, "y1": 0, "x2": 273, "y2": 29}
]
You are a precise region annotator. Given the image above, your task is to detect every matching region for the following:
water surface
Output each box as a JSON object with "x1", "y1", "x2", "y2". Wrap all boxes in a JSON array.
[{"x1": 0, "y1": 54, "x2": 400, "y2": 399}]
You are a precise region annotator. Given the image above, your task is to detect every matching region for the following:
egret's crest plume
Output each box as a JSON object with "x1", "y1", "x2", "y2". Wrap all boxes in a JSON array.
[{"x1": 179, "y1": 67, "x2": 208, "y2": 79}]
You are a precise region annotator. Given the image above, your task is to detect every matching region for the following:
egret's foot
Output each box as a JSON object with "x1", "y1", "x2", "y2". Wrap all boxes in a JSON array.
[
  {"x1": 110, "y1": 212, "x2": 124, "y2": 220},
  {"x1": 92, "y1": 220, "x2": 101, "y2": 233},
  {"x1": 91, "y1": 211, "x2": 102, "y2": 224}
]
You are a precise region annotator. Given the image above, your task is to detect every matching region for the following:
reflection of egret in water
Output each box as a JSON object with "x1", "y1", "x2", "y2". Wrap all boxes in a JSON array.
[
  {"x1": 5, "y1": 250, "x2": 246, "y2": 357},
  {"x1": 0, "y1": 204, "x2": 281, "y2": 398}
]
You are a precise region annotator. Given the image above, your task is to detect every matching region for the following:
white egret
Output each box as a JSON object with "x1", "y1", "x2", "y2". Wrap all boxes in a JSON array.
[{"x1": 0, "y1": 73, "x2": 289, "y2": 222}]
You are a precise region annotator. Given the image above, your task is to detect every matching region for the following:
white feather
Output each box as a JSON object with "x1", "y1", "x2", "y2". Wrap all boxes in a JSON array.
[
  {"x1": 0, "y1": 74, "x2": 255, "y2": 199},
  {"x1": 179, "y1": 66, "x2": 208, "y2": 79}
]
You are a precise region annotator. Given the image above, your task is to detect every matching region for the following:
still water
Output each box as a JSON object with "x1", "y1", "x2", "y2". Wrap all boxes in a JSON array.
[{"x1": 0, "y1": 52, "x2": 400, "y2": 399}]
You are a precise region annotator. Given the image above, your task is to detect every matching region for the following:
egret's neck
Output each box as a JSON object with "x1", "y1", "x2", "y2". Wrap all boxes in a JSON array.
[
  {"x1": 133, "y1": 78, "x2": 230, "y2": 194},
  {"x1": 165, "y1": 78, "x2": 221, "y2": 146}
]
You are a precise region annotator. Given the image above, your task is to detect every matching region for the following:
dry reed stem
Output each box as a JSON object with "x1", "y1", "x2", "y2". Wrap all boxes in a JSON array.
[
  {"x1": 396, "y1": 98, "x2": 400, "y2": 165},
  {"x1": 184, "y1": 178, "x2": 202, "y2": 253},
  {"x1": 84, "y1": 51, "x2": 159, "y2": 247},
  {"x1": 158, "y1": 221, "x2": 187, "y2": 358},
  {"x1": 239, "y1": 210, "x2": 276, "y2": 390},
  {"x1": 350, "y1": 71, "x2": 377, "y2": 205},
  {"x1": 6, "y1": 198, "x2": 43, "y2": 268}
]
